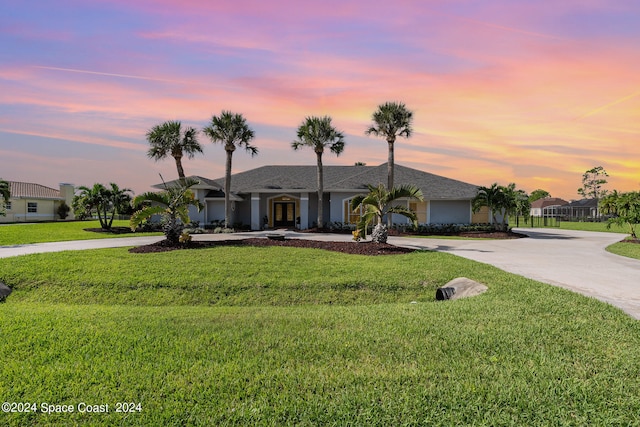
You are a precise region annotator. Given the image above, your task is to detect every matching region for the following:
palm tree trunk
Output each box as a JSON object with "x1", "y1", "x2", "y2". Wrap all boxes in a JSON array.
[
  {"x1": 387, "y1": 138, "x2": 395, "y2": 227},
  {"x1": 225, "y1": 149, "x2": 233, "y2": 229},
  {"x1": 316, "y1": 152, "x2": 324, "y2": 229},
  {"x1": 174, "y1": 155, "x2": 186, "y2": 183}
]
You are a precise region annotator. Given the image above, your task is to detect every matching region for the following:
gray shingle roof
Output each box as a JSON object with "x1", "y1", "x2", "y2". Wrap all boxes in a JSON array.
[
  {"x1": 152, "y1": 176, "x2": 223, "y2": 190},
  {"x1": 212, "y1": 163, "x2": 480, "y2": 200},
  {"x1": 8, "y1": 182, "x2": 63, "y2": 200}
]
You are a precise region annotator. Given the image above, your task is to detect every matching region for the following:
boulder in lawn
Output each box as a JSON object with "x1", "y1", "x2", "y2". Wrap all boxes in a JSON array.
[{"x1": 436, "y1": 277, "x2": 487, "y2": 301}]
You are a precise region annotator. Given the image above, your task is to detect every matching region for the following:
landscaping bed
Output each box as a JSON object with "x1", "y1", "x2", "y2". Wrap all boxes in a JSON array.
[{"x1": 129, "y1": 238, "x2": 416, "y2": 255}]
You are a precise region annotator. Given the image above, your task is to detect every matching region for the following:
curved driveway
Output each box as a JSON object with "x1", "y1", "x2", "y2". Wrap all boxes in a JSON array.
[
  {"x1": 1, "y1": 228, "x2": 639, "y2": 319},
  {"x1": 392, "y1": 228, "x2": 640, "y2": 320}
]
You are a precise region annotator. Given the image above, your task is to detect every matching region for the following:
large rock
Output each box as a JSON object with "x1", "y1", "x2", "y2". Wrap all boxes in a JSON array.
[
  {"x1": 436, "y1": 277, "x2": 488, "y2": 301},
  {"x1": 0, "y1": 281, "x2": 12, "y2": 301}
]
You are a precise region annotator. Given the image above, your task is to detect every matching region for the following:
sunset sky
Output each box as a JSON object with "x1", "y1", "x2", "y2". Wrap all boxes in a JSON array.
[{"x1": 1, "y1": 0, "x2": 639, "y2": 200}]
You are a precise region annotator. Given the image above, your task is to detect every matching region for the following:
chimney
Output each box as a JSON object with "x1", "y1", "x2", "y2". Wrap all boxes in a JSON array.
[{"x1": 59, "y1": 183, "x2": 75, "y2": 220}]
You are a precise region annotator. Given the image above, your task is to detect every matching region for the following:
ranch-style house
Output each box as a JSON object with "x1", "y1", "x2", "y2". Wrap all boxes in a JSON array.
[{"x1": 154, "y1": 163, "x2": 489, "y2": 230}]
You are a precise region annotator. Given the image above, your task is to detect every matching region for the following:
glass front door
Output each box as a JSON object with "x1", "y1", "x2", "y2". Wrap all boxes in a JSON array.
[{"x1": 274, "y1": 202, "x2": 296, "y2": 227}]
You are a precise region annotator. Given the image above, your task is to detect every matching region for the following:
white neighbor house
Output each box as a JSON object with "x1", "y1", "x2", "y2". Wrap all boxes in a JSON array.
[{"x1": 1, "y1": 182, "x2": 75, "y2": 223}]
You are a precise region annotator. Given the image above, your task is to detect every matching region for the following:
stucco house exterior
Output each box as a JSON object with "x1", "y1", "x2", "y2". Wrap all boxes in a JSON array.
[
  {"x1": 155, "y1": 163, "x2": 488, "y2": 230},
  {"x1": 1, "y1": 182, "x2": 75, "y2": 223}
]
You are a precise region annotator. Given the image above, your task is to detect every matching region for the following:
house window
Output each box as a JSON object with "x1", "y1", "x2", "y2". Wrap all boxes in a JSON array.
[
  {"x1": 27, "y1": 202, "x2": 38, "y2": 213},
  {"x1": 409, "y1": 201, "x2": 428, "y2": 224},
  {"x1": 4, "y1": 201, "x2": 10, "y2": 210},
  {"x1": 343, "y1": 198, "x2": 364, "y2": 224}
]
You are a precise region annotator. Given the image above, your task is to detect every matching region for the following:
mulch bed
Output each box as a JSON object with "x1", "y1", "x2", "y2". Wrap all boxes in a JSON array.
[
  {"x1": 620, "y1": 238, "x2": 640, "y2": 244},
  {"x1": 84, "y1": 227, "x2": 135, "y2": 234},
  {"x1": 128, "y1": 231, "x2": 528, "y2": 255},
  {"x1": 128, "y1": 238, "x2": 416, "y2": 255}
]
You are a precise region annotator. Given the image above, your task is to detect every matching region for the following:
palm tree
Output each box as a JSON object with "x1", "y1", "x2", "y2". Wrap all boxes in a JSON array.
[
  {"x1": 130, "y1": 178, "x2": 203, "y2": 244},
  {"x1": 146, "y1": 120, "x2": 203, "y2": 182},
  {"x1": 203, "y1": 111, "x2": 257, "y2": 229},
  {"x1": 75, "y1": 183, "x2": 132, "y2": 230},
  {"x1": 0, "y1": 178, "x2": 10, "y2": 216},
  {"x1": 472, "y1": 183, "x2": 505, "y2": 229},
  {"x1": 350, "y1": 183, "x2": 423, "y2": 243},
  {"x1": 502, "y1": 183, "x2": 530, "y2": 228},
  {"x1": 108, "y1": 183, "x2": 134, "y2": 227},
  {"x1": 365, "y1": 102, "x2": 413, "y2": 226},
  {"x1": 473, "y1": 183, "x2": 529, "y2": 231},
  {"x1": 292, "y1": 116, "x2": 345, "y2": 229}
]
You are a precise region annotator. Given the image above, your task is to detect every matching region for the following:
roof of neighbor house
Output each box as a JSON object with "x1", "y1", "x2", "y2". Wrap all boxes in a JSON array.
[
  {"x1": 155, "y1": 163, "x2": 481, "y2": 200},
  {"x1": 563, "y1": 198, "x2": 599, "y2": 208},
  {"x1": 530, "y1": 197, "x2": 569, "y2": 209},
  {"x1": 7, "y1": 181, "x2": 63, "y2": 200}
]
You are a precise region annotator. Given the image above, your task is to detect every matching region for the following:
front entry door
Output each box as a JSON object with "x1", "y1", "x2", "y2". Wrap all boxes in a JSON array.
[{"x1": 274, "y1": 202, "x2": 296, "y2": 227}]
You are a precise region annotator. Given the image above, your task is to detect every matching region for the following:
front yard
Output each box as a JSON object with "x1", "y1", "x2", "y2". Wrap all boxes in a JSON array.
[{"x1": 1, "y1": 244, "x2": 640, "y2": 425}]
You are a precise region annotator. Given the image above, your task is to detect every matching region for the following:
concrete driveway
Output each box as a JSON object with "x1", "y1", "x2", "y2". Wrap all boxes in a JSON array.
[
  {"x1": 390, "y1": 228, "x2": 640, "y2": 320},
  {"x1": 1, "y1": 228, "x2": 639, "y2": 319}
]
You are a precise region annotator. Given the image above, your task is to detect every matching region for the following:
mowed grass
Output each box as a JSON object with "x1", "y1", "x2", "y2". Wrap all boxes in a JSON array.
[
  {"x1": 517, "y1": 219, "x2": 630, "y2": 234},
  {"x1": 2, "y1": 246, "x2": 640, "y2": 425},
  {"x1": 0, "y1": 220, "x2": 161, "y2": 245},
  {"x1": 606, "y1": 239, "x2": 640, "y2": 260}
]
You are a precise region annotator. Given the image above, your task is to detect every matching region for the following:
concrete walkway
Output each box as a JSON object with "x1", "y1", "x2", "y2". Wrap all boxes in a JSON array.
[{"x1": 1, "y1": 228, "x2": 639, "y2": 319}]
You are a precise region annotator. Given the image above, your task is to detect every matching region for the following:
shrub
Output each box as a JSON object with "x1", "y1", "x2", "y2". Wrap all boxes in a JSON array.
[{"x1": 57, "y1": 202, "x2": 71, "y2": 219}]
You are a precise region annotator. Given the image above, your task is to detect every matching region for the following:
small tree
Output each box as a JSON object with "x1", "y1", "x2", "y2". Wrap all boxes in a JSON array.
[
  {"x1": 600, "y1": 190, "x2": 640, "y2": 239},
  {"x1": 130, "y1": 178, "x2": 203, "y2": 244},
  {"x1": 578, "y1": 166, "x2": 609, "y2": 218},
  {"x1": 57, "y1": 202, "x2": 71, "y2": 219},
  {"x1": 350, "y1": 184, "x2": 423, "y2": 243},
  {"x1": 529, "y1": 189, "x2": 551, "y2": 203}
]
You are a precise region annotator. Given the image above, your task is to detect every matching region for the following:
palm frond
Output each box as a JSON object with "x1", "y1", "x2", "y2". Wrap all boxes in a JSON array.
[{"x1": 130, "y1": 206, "x2": 166, "y2": 230}]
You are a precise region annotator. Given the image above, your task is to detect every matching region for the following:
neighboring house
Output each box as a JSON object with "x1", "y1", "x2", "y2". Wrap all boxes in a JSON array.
[
  {"x1": 558, "y1": 198, "x2": 599, "y2": 220},
  {"x1": 1, "y1": 182, "x2": 75, "y2": 223},
  {"x1": 530, "y1": 197, "x2": 569, "y2": 217},
  {"x1": 155, "y1": 163, "x2": 488, "y2": 230}
]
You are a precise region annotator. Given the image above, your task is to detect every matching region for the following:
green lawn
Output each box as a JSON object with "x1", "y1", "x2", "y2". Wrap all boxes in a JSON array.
[
  {"x1": 514, "y1": 217, "x2": 630, "y2": 233},
  {"x1": 606, "y1": 239, "x2": 640, "y2": 260},
  {"x1": 1, "y1": 245, "x2": 640, "y2": 426},
  {"x1": 0, "y1": 220, "x2": 162, "y2": 245}
]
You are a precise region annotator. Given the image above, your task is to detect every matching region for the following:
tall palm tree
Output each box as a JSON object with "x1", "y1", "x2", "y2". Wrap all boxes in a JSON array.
[
  {"x1": 130, "y1": 178, "x2": 203, "y2": 244},
  {"x1": 203, "y1": 111, "x2": 257, "y2": 229},
  {"x1": 292, "y1": 116, "x2": 345, "y2": 229},
  {"x1": 0, "y1": 178, "x2": 10, "y2": 216},
  {"x1": 146, "y1": 120, "x2": 203, "y2": 182},
  {"x1": 366, "y1": 102, "x2": 413, "y2": 189},
  {"x1": 350, "y1": 183, "x2": 423, "y2": 243},
  {"x1": 365, "y1": 101, "x2": 413, "y2": 226}
]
